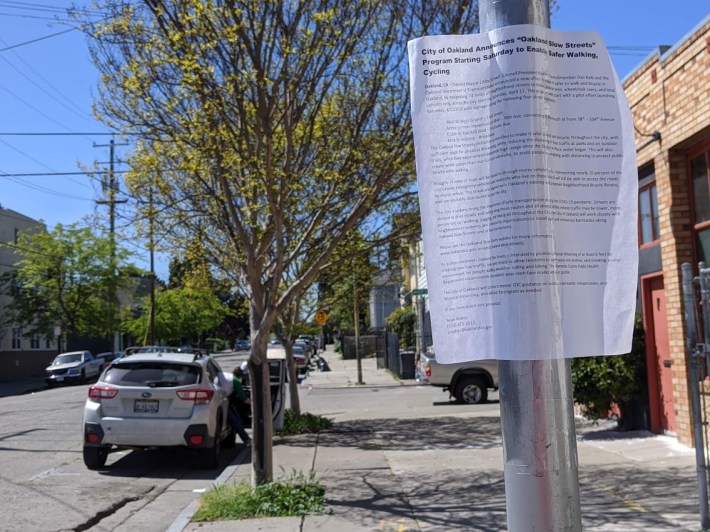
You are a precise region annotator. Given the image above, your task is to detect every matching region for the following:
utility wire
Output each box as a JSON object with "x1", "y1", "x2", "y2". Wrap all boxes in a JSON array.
[
  {"x1": 5, "y1": 176, "x2": 94, "y2": 200},
  {"x1": 0, "y1": 27, "x2": 75, "y2": 52},
  {"x1": 0, "y1": 170, "x2": 126, "y2": 177},
  {"x1": 0, "y1": 36, "x2": 95, "y2": 123},
  {"x1": 0, "y1": 138, "x2": 92, "y2": 189},
  {"x1": 0, "y1": 132, "x2": 121, "y2": 136}
]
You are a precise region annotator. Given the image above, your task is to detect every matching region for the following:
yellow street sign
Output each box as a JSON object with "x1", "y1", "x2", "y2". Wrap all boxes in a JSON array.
[{"x1": 315, "y1": 310, "x2": 329, "y2": 325}]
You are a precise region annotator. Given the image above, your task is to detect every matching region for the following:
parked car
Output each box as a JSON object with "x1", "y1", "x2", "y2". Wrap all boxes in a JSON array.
[
  {"x1": 426, "y1": 348, "x2": 499, "y2": 404},
  {"x1": 292, "y1": 345, "x2": 309, "y2": 376},
  {"x1": 96, "y1": 351, "x2": 123, "y2": 369},
  {"x1": 294, "y1": 338, "x2": 312, "y2": 359},
  {"x1": 297, "y1": 335, "x2": 318, "y2": 356},
  {"x1": 415, "y1": 350, "x2": 435, "y2": 384},
  {"x1": 82, "y1": 349, "x2": 236, "y2": 470},
  {"x1": 45, "y1": 351, "x2": 104, "y2": 387},
  {"x1": 234, "y1": 339, "x2": 251, "y2": 351}
]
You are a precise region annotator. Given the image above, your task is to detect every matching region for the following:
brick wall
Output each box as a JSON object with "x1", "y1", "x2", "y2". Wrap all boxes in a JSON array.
[{"x1": 624, "y1": 19, "x2": 710, "y2": 444}]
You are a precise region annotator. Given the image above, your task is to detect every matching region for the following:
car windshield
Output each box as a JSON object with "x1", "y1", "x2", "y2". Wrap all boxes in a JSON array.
[
  {"x1": 103, "y1": 362, "x2": 200, "y2": 387},
  {"x1": 54, "y1": 353, "x2": 82, "y2": 365}
]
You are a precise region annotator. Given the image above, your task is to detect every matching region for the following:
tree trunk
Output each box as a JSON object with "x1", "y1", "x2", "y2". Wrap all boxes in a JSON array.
[{"x1": 248, "y1": 336, "x2": 274, "y2": 486}]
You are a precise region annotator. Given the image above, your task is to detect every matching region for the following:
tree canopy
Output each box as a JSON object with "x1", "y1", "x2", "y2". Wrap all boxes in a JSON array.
[
  {"x1": 1, "y1": 223, "x2": 131, "y2": 343},
  {"x1": 80, "y1": 0, "x2": 480, "y2": 485}
]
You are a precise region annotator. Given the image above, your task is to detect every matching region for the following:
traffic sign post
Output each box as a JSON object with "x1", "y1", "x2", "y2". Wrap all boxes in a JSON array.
[
  {"x1": 315, "y1": 310, "x2": 328, "y2": 326},
  {"x1": 315, "y1": 310, "x2": 329, "y2": 352}
]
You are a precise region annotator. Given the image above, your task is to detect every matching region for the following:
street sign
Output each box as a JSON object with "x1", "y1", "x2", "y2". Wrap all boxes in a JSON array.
[
  {"x1": 315, "y1": 310, "x2": 329, "y2": 325},
  {"x1": 412, "y1": 288, "x2": 428, "y2": 296}
]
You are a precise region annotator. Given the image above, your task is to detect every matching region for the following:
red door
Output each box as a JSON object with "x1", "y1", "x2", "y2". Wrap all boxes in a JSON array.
[{"x1": 648, "y1": 277, "x2": 677, "y2": 434}]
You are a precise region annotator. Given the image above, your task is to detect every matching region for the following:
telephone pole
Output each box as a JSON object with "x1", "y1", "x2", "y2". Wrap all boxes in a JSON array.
[
  {"x1": 479, "y1": 1, "x2": 582, "y2": 530},
  {"x1": 95, "y1": 137, "x2": 128, "y2": 353}
]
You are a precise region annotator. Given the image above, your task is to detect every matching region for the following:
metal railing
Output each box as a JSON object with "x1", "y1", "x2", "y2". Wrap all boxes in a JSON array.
[{"x1": 681, "y1": 262, "x2": 710, "y2": 529}]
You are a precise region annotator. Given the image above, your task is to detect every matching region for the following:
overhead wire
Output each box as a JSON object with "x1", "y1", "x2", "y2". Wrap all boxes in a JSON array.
[{"x1": 0, "y1": 36, "x2": 95, "y2": 123}]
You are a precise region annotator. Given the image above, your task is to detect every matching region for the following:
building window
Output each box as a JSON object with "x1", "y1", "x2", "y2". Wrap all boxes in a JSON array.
[
  {"x1": 11, "y1": 328, "x2": 21, "y2": 350},
  {"x1": 46, "y1": 336, "x2": 52, "y2": 349},
  {"x1": 692, "y1": 151, "x2": 710, "y2": 264},
  {"x1": 639, "y1": 183, "x2": 659, "y2": 244},
  {"x1": 638, "y1": 165, "x2": 659, "y2": 246},
  {"x1": 692, "y1": 153, "x2": 710, "y2": 225},
  {"x1": 30, "y1": 334, "x2": 40, "y2": 350}
]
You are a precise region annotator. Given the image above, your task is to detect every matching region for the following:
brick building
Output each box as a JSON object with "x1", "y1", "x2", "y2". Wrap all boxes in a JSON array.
[{"x1": 625, "y1": 15, "x2": 710, "y2": 445}]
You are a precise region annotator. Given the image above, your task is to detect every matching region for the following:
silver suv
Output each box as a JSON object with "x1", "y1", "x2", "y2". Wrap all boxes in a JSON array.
[
  {"x1": 425, "y1": 348, "x2": 499, "y2": 404},
  {"x1": 82, "y1": 350, "x2": 235, "y2": 470}
]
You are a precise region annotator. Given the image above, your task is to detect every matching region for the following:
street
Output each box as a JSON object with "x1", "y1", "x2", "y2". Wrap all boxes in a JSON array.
[
  {"x1": 0, "y1": 348, "x2": 704, "y2": 531},
  {"x1": 0, "y1": 353, "x2": 250, "y2": 532}
]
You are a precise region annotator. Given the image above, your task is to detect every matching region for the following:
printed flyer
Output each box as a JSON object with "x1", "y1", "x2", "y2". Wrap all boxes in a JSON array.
[{"x1": 408, "y1": 25, "x2": 638, "y2": 362}]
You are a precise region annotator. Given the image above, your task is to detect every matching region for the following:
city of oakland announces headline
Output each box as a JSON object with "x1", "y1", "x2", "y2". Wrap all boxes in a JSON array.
[{"x1": 408, "y1": 25, "x2": 638, "y2": 362}]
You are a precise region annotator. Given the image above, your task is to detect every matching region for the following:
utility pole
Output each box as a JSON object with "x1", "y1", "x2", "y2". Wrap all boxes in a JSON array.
[
  {"x1": 479, "y1": 1, "x2": 582, "y2": 531},
  {"x1": 148, "y1": 182, "x2": 157, "y2": 346},
  {"x1": 353, "y1": 269, "x2": 363, "y2": 384},
  {"x1": 95, "y1": 137, "x2": 128, "y2": 353}
]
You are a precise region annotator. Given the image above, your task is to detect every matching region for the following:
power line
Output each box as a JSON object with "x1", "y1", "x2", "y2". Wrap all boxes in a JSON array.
[
  {"x1": 0, "y1": 132, "x2": 120, "y2": 136},
  {"x1": 0, "y1": 27, "x2": 75, "y2": 52},
  {"x1": 0, "y1": 36, "x2": 95, "y2": 123},
  {"x1": 6, "y1": 176, "x2": 94, "y2": 200},
  {"x1": 0, "y1": 170, "x2": 127, "y2": 177},
  {"x1": 0, "y1": 138, "x2": 92, "y2": 189}
]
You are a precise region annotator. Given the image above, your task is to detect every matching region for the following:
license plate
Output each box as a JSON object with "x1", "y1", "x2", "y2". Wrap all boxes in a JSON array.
[
  {"x1": 134, "y1": 399, "x2": 159, "y2": 413},
  {"x1": 55, "y1": 377, "x2": 64, "y2": 382}
]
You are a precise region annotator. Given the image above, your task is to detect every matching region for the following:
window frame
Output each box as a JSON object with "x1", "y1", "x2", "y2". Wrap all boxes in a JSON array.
[
  {"x1": 638, "y1": 164, "x2": 660, "y2": 248},
  {"x1": 11, "y1": 328, "x2": 22, "y2": 350},
  {"x1": 689, "y1": 144, "x2": 710, "y2": 268}
]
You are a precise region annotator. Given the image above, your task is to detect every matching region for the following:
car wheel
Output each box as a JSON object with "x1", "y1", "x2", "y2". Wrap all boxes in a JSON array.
[
  {"x1": 455, "y1": 376, "x2": 488, "y2": 404},
  {"x1": 83, "y1": 446, "x2": 109, "y2": 470},
  {"x1": 200, "y1": 419, "x2": 222, "y2": 469}
]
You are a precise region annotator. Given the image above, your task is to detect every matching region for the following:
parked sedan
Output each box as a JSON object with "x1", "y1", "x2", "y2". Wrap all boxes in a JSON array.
[
  {"x1": 292, "y1": 345, "x2": 309, "y2": 376},
  {"x1": 234, "y1": 339, "x2": 251, "y2": 351},
  {"x1": 82, "y1": 350, "x2": 236, "y2": 470}
]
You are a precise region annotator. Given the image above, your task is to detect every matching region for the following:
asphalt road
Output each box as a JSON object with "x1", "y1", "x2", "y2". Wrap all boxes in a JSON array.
[{"x1": 0, "y1": 352, "x2": 251, "y2": 532}]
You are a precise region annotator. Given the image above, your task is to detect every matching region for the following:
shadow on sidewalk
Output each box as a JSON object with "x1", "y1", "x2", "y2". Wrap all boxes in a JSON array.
[
  {"x1": 291, "y1": 417, "x2": 702, "y2": 530},
  {"x1": 280, "y1": 416, "x2": 503, "y2": 451}
]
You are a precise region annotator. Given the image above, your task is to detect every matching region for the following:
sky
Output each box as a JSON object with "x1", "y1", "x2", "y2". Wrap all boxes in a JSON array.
[{"x1": 0, "y1": 0, "x2": 708, "y2": 282}]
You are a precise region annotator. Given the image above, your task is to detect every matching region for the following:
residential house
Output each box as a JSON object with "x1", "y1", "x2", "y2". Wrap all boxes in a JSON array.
[
  {"x1": 626, "y1": 15, "x2": 710, "y2": 445},
  {"x1": 368, "y1": 269, "x2": 402, "y2": 329}
]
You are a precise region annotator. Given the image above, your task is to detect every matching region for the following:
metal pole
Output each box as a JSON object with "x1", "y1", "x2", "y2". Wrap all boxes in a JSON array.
[
  {"x1": 480, "y1": 1, "x2": 582, "y2": 530},
  {"x1": 354, "y1": 270, "x2": 363, "y2": 384},
  {"x1": 682, "y1": 262, "x2": 710, "y2": 530},
  {"x1": 697, "y1": 262, "x2": 710, "y2": 371},
  {"x1": 419, "y1": 294, "x2": 426, "y2": 355},
  {"x1": 148, "y1": 183, "x2": 156, "y2": 346}
]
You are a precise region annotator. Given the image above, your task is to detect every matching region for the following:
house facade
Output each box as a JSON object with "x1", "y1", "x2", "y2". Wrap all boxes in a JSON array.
[
  {"x1": 0, "y1": 207, "x2": 57, "y2": 380},
  {"x1": 626, "y1": 15, "x2": 710, "y2": 445},
  {"x1": 368, "y1": 269, "x2": 402, "y2": 329}
]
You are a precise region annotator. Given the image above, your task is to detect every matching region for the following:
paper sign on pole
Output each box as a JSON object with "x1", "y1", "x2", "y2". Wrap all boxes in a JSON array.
[{"x1": 408, "y1": 25, "x2": 638, "y2": 362}]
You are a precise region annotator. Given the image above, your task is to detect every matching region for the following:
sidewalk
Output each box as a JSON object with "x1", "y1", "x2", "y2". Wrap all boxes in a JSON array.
[{"x1": 179, "y1": 348, "x2": 704, "y2": 532}]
